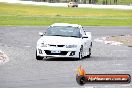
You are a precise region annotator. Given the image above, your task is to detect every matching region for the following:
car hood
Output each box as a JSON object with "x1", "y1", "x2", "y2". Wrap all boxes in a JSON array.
[{"x1": 38, "y1": 36, "x2": 81, "y2": 45}]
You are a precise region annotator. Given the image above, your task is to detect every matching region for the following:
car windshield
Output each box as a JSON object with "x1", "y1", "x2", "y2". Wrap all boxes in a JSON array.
[{"x1": 45, "y1": 26, "x2": 81, "y2": 38}]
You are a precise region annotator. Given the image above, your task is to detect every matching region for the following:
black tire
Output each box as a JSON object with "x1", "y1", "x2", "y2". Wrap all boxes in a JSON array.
[
  {"x1": 87, "y1": 42, "x2": 92, "y2": 58},
  {"x1": 90, "y1": 42, "x2": 92, "y2": 47},
  {"x1": 87, "y1": 48, "x2": 91, "y2": 58},
  {"x1": 36, "y1": 50, "x2": 43, "y2": 60},
  {"x1": 78, "y1": 46, "x2": 83, "y2": 60}
]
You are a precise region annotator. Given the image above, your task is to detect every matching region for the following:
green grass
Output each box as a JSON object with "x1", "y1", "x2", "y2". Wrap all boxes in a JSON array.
[
  {"x1": 97, "y1": 0, "x2": 132, "y2": 5},
  {"x1": 0, "y1": 3, "x2": 132, "y2": 26}
]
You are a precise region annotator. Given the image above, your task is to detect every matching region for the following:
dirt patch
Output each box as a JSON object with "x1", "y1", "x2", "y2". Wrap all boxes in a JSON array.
[{"x1": 106, "y1": 35, "x2": 132, "y2": 47}]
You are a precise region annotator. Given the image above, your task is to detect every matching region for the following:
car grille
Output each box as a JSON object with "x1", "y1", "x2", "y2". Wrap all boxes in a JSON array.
[
  {"x1": 44, "y1": 50, "x2": 68, "y2": 55},
  {"x1": 49, "y1": 45, "x2": 65, "y2": 47}
]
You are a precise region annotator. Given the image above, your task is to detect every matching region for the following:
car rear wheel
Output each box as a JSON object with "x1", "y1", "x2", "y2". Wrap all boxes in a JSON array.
[
  {"x1": 87, "y1": 48, "x2": 91, "y2": 58},
  {"x1": 36, "y1": 50, "x2": 43, "y2": 60}
]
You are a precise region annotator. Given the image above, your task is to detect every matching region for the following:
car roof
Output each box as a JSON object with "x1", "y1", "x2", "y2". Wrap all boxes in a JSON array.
[{"x1": 50, "y1": 23, "x2": 82, "y2": 28}]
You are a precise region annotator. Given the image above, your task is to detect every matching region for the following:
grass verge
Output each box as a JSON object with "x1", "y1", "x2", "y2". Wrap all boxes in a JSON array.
[{"x1": 0, "y1": 3, "x2": 132, "y2": 26}]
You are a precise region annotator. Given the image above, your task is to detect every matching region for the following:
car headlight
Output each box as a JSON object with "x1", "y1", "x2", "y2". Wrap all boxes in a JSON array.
[
  {"x1": 66, "y1": 45, "x2": 77, "y2": 48},
  {"x1": 41, "y1": 43, "x2": 48, "y2": 47}
]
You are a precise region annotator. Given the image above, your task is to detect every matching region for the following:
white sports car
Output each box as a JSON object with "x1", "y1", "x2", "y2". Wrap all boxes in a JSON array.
[{"x1": 36, "y1": 23, "x2": 92, "y2": 60}]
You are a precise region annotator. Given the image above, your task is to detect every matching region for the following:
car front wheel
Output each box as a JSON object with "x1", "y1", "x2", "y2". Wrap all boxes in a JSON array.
[
  {"x1": 36, "y1": 50, "x2": 43, "y2": 60},
  {"x1": 78, "y1": 46, "x2": 83, "y2": 60}
]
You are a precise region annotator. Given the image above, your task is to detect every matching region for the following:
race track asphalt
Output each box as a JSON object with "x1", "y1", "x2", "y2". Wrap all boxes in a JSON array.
[{"x1": 0, "y1": 26, "x2": 132, "y2": 88}]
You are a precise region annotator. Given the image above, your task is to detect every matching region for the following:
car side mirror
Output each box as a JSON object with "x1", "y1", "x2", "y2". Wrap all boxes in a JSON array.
[
  {"x1": 39, "y1": 32, "x2": 44, "y2": 36},
  {"x1": 82, "y1": 35, "x2": 88, "y2": 39}
]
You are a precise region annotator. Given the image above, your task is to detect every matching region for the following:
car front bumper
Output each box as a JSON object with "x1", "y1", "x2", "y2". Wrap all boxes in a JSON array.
[{"x1": 36, "y1": 47, "x2": 80, "y2": 58}]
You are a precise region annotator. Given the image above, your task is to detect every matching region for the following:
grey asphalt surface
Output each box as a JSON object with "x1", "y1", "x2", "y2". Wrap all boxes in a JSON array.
[{"x1": 0, "y1": 26, "x2": 132, "y2": 88}]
